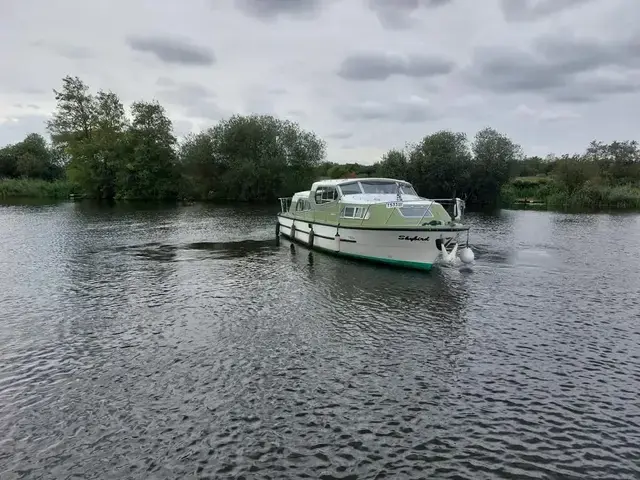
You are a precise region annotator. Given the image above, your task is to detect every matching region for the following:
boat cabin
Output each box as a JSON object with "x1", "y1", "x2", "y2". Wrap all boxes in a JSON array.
[
  {"x1": 278, "y1": 177, "x2": 461, "y2": 227},
  {"x1": 282, "y1": 178, "x2": 422, "y2": 212},
  {"x1": 281, "y1": 178, "x2": 427, "y2": 214}
]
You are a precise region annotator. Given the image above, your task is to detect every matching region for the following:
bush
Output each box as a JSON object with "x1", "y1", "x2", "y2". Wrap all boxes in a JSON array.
[{"x1": 0, "y1": 178, "x2": 76, "y2": 199}]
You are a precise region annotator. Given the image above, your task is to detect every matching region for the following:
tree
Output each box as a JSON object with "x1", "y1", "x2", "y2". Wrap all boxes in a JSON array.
[
  {"x1": 178, "y1": 131, "x2": 220, "y2": 200},
  {"x1": 470, "y1": 127, "x2": 523, "y2": 204},
  {"x1": 15, "y1": 133, "x2": 51, "y2": 178},
  {"x1": 376, "y1": 148, "x2": 409, "y2": 180},
  {"x1": 327, "y1": 164, "x2": 351, "y2": 179},
  {"x1": 46, "y1": 75, "x2": 96, "y2": 147},
  {"x1": 0, "y1": 133, "x2": 62, "y2": 180},
  {"x1": 407, "y1": 130, "x2": 472, "y2": 198},
  {"x1": 117, "y1": 100, "x2": 178, "y2": 199},
  {"x1": 585, "y1": 139, "x2": 640, "y2": 183},
  {"x1": 48, "y1": 78, "x2": 130, "y2": 198},
  {"x1": 0, "y1": 144, "x2": 18, "y2": 178},
  {"x1": 553, "y1": 154, "x2": 599, "y2": 194},
  {"x1": 183, "y1": 114, "x2": 325, "y2": 201},
  {"x1": 18, "y1": 74, "x2": 640, "y2": 207}
]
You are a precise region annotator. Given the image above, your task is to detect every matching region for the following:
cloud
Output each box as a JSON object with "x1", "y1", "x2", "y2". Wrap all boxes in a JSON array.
[
  {"x1": 267, "y1": 87, "x2": 287, "y2": 95},
  {"x1": 0, "y1": 115, "x2": 50, "y2": 147},
  {"x1": 285, "y1": 110, "x2": 308, "y2": 120},
  {"x1": 172, "y1": 119, "x2": 194, "y2": 138},
  {"x1": 336, "y1": 96, "x2": 438, "y2": 123},
  {"x1": 367, "y1": 0, "x2": 453, "y2": 29},
  {"x1": 153, "y1": 77, "x2": 224, "y2": 121},
  {"x1": 125, "y1": 35, "x2": 215, "y2": 66},
  {"x1": 500, "y1": 0, "x2": 598, "y2": 22},
  {"x1": 30, "y1": 40, "x2": 93, "y2": 60},
  {"x1": 550, "y1": 74, "x2": 640, "y2": 103},
  {"x1": 234, "y1": 0, "x2": 325, "y2": 20},
  {"x1": 514, "y1": 104, "x2": 581, "y2": 122},
  {"x1": 327, "y1": 131, "x2": 353, "y2": 140},
  {"x1": 12, "y1": 104, "x2": 41, "y2": 111},
  {"x1": 156, "y1": 79, "x2": 215, "y2": 107},
  {"x1": 338, "y1": 52, "x2": 455, "y2": 81},
  {"x1": 2, "y1": 0, "x2": 640, "y2": 164},
  {"x1": 467, "y1": 32, "x2": 640, "y2": 102},
  {"x1": 185, "y1": 101, "x2": 226, "y2": 122},
  {"x1": 156, "y1": 77, "x2": 176, "y2": 88}
]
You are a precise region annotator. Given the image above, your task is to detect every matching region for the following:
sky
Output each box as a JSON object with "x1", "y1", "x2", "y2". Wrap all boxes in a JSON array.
[{"x1": 1, "y1": 0, "x2": 639, "y2": 164}]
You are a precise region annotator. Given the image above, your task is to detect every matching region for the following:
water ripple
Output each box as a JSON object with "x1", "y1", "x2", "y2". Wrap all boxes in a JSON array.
[{"x1": 0, "y1": 204, "x2": 639, "y2": 479}]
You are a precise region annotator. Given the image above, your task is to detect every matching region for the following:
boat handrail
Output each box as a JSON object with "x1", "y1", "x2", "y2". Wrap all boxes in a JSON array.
[
  {"x1": 279, "y1": 194, "x2": 465, "y2": 220},
  {"x1": 359, "y1": 205, "x2": 372, "y2": 226},
  {"x1": 278, "y1": 197, "x2": 292, "y2": 213},
  {"x1": 430, "y1": 197, "x2": 465, "y2": 221}
]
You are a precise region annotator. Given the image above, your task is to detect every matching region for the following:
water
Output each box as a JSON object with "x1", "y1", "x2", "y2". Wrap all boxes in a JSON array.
[{"x1": 1, "y1": 201, "x2": 639, "y2": 479}]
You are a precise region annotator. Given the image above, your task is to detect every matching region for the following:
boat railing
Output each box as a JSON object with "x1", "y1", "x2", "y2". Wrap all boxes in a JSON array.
[
  {"x1": 429, "y1": 197, "x2": 466, "y2": 221},
  {"x1": 278, "y1": 197, "x2": 292, "y2": 213}
]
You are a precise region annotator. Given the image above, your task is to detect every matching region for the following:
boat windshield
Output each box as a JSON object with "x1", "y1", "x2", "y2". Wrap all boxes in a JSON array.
[
  {"x1": 359, "y1": 180, "x2": 418, "y2": 196},
  {"x1": 338, "y1": 182, "x2": 362, "y2": 195}
]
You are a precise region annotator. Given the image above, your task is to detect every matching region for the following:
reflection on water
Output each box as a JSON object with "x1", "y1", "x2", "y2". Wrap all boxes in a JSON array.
[
  {"x1": 111, "y1": 239, "x2": 280, "y2": 262},
  {"x1": 1, "y1": 202, "x2": 639, "y2": 479}
]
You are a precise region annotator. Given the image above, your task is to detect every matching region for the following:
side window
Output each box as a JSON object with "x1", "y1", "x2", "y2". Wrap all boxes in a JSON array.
[
  {"x1": 295, "y1": 199, "x2": 311, "y2": 212},
  {"x1": 341, "y1": 206, "x2": 367, "y2": 219},
  {"x1": 315, "y1": 187, "x2": 338, "y2": 204},
  {"x1": 324, "y1": 187, "x2": 337, "y2": 202}
]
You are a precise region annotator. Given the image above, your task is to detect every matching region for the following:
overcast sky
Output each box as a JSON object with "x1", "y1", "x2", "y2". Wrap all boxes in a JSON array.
[{"x1": 1, "y1": 0, "x2": 639, "y2": 164}]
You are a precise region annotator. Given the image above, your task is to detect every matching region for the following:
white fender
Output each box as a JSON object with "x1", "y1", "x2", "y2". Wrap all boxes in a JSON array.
[{"x1": 460, "y1": 247, "x2": 475, "y2": 264}]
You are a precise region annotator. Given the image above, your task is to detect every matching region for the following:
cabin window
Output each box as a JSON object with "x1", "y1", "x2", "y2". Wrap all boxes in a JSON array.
[
  {"x1": 341, "y1": 206, "x2": 367, "y2": 219},
  {"x1": 339, "y1": 182, "x2": 362, "y2": 195},
  {"x1": 400, "y1": 184, "x2": 418, "y2": 196},
  {"x1": 398, "y1": 205, "x2": 433, "y2": 218},
  {"x1": 295, "y1": 199, "x2": 311, "y2": 211},
  {"x1": 315, "y1": 187, "x2": 338, "y2": 204},
  {"x1": 360, "y1": 180, "x2": 418, "y2": 196}
]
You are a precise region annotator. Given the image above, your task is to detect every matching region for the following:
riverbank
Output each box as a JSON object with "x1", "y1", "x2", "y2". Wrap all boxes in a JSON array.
[
  {"x1": 0, "y1": 178, "x2": 75, "y2": 199},
  {"x1": 501, "y1": 176, "x2": 640, "y2": 209},
  {"x1": 4, "y1": 176, "x2": 640, "y2": 211}
]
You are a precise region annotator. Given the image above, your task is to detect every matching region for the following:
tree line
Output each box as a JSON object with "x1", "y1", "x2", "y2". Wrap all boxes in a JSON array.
[{"x1": 1, "y1": 75, "x2": 639, "y2": 207}]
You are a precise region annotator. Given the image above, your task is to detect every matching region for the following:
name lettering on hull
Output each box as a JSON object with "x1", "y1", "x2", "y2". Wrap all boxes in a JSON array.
[{"x1": 398, "y1": 235, "x2": 430, "y2": 242}]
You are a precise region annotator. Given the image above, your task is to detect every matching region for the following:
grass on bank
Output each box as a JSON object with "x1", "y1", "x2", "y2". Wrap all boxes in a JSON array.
[
  {"x1": 0, "y1": 178, "x2": 76, "y2": 199},
  {"x1": 502, "y1": 176, "x2": 640, "y2": 209}
]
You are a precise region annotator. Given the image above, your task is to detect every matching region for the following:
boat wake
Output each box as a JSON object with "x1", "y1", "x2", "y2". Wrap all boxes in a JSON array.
[{"x1": 113, "y1": 239, "x2": 279, "y2": 262}]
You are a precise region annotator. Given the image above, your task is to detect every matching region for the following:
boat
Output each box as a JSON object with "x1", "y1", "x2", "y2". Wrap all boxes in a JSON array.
[{"x1": 276, "y1": 177, "x2": 475, "y2": 270}]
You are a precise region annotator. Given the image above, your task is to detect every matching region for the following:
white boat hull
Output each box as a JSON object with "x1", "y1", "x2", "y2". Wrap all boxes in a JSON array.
[{"x1": 277, "y1": 215, "x2": 465, "y2": 270}]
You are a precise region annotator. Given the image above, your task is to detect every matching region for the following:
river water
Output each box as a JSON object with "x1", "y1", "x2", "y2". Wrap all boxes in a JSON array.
[{"x1": 1, "y1": 201, "x2": 639, "y2": 479}]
